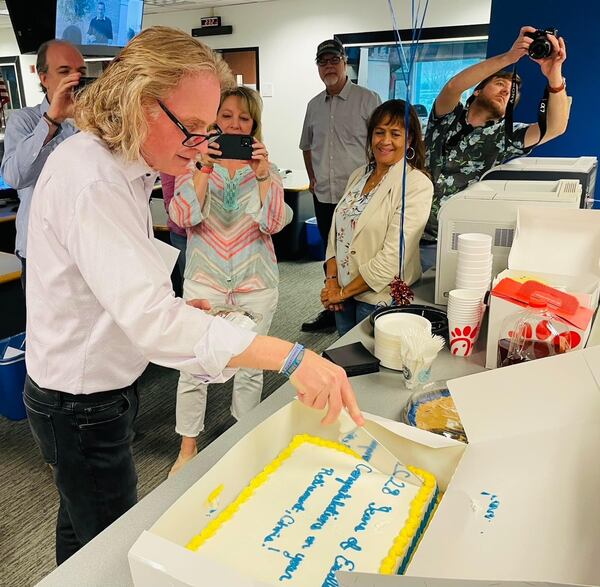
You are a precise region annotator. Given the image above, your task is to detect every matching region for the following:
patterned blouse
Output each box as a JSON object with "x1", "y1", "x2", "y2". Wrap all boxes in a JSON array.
[
  {"x1": 168, "y1": 163, "x2": 292, "y2": 294},
  {"x1": 335, "y1": 167, "x2": 386, "y2": 287},
  {"x1": 423, "y1": 102, "x2": 531, "y2": 240}
]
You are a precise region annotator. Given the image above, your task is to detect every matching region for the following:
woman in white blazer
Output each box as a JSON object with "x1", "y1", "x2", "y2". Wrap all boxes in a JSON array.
[{"x1": 320, "y1": 100, "x2": 434, "y2": 336}]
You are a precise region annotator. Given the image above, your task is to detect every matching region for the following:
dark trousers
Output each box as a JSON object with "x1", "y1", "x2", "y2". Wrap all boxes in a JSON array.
[
  {"x1": 23, "y1": 376, "x2": 139, "y2": 565},
  {"x1": 312, "y1": 196, "x2": 337, "y2": 247},
  {"x1": 16, "y1": 251, "x2": 26, "y2": 292}
]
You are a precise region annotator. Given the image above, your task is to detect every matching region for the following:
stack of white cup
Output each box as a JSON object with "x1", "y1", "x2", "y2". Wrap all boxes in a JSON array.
[
  {"x1": 455, "y1": 233, "x2": 493, "y2": 294},
  {"x1": 447, "y1": 289, "x2": 484, "y2": 357}
]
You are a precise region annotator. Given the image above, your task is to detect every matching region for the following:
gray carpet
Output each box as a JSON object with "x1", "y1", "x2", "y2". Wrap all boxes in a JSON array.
[{"x1": 0, "y1": 260, "x2": 338, "y2": 587}]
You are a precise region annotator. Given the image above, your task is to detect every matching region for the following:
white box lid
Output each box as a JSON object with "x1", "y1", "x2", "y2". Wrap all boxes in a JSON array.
[
  {"x1": 508, "y1": 207, "x2": 600, "y2": 278},
  {"x1": 404, "y1": 347, "x2": 600, "y2": 586}
]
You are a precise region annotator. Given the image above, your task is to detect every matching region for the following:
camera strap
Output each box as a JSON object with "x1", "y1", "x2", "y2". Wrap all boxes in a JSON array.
[{"x1": 504, "y1": 64, "x2": 548, "y2": 150}]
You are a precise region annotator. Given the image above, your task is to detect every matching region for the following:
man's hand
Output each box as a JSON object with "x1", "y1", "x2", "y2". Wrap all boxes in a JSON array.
[
  {"x1": 534, "y1": 34, "x2": 567, "y2": 85},
  {"x1": 506, "y1": 26, "x2": 537, "y2": 64},
  {"x1": 290, "y1": 349, "x2": 364, "y2": 426},
  {"x1": 309, "y1": 176, "x2": 316, "y2": 194},
  {"x1": 186, "y1": 299, "x2": 212, "y2": 311},
  {"x1": 46, "y1": 73, "x2": 82, "y2": 123}
]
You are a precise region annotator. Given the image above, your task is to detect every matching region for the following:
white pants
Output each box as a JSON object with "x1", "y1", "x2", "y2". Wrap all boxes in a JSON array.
[{"x1": 175, "y1": 281, "x2": 279, "y2": 437}]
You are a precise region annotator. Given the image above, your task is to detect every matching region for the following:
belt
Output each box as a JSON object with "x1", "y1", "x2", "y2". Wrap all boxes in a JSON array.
[{"x1": 26, "y1": 376, "x2": 136, "y2": 404}]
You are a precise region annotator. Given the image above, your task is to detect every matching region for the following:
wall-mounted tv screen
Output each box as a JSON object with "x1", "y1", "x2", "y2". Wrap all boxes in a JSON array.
[{"x1": 55, "y1": 0, "x2": 144, "y2": 56}]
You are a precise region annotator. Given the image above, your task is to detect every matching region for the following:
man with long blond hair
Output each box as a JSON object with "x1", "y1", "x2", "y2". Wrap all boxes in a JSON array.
[{"x1": 23, "y1": 26, "x2": 363, "y2": 564}]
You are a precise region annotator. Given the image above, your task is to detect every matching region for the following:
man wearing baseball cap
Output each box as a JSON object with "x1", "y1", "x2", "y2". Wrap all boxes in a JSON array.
[{"x1": 300, "y1": 38, "x2": 381, "y2": 332}]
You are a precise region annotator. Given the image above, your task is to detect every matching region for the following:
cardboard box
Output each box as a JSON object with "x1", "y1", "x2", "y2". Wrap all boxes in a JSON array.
[
  {"x1": 485, "y1": 207, "x2": 600, "y2": 369},
  {"x1": 129, "y1": 346, "x2": 600, "y2": 586}
]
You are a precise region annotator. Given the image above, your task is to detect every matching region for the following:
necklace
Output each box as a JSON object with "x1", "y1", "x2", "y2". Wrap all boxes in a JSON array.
[{"x1": 364, "y1": 170, "x2": 387, "y2": 194}]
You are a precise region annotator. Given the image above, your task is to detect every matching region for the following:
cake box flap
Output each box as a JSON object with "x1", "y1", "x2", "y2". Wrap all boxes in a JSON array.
[
  {"x1": 508, "y1": 207, "x2": 600, "y2": 278},
  {"x1": 447, "y1": 346, "x2": 600, "y2": 445},
  {"x1": 400, "y1": 347, "x2": 600, "y2": 587},
  {"x1": 129, "y1": 530, "x2": 272, "y2": 587}
]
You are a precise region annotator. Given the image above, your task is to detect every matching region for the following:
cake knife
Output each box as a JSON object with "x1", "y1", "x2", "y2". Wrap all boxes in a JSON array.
[{"x1": 337, "y1": 409, "x2": 423, "y2": 488}]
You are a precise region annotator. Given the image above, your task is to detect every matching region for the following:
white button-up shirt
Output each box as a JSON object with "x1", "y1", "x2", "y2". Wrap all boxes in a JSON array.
[{"x1": 26, "y1": 132, "x2": 256, "y2": 394}]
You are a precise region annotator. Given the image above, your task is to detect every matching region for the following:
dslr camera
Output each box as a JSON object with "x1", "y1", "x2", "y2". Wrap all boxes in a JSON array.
[{"x1": 525, "y1": 28, "x2": 558, "y2": 59}]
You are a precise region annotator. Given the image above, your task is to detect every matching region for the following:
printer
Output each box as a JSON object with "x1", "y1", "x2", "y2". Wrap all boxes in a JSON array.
[
  {"x1": 481, "y1": 156, "x2": 597, "y2": 209},
  {"x1": 434, "y1": 179, "x2": 582, "y2": 304}
]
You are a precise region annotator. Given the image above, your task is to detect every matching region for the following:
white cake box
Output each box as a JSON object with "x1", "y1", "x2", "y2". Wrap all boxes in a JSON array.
[
  {"x1": 129, "y1": 346, "x2": 600, "y2": 587},
  {"x1": 485, "y1": 206, "x2": 600, "y2": 369}
]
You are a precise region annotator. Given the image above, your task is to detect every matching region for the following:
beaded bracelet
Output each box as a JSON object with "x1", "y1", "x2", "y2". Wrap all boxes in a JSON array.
[
  {"x1": 279, "y1": 343, "x2": 305, "y2": 378},
  {"x1": 200, "y1": 166, "x2": 213, "y2": 175}
]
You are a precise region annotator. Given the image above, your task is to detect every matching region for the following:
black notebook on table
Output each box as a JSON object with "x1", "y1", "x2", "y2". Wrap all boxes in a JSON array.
[{"x1": 322, "y1": 342, "x2": 380, "y2": 377}]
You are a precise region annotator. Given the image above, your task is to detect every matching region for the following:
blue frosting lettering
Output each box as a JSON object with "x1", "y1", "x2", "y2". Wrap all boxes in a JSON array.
[
  {"x1": 302, "y1": 536, "x2": 316, "y2": 549},
  {"x1": 310, "y1": 464, "x2": 372, "y2": 531},
  {"x1": 322, "y1": 555, "x2": 355, "y2": 587},
  {"x1": 340, "y1": 431, "x2": 357, "y2": 444},
  {"x1": 291, "y1": 468, "x2": 335, "y2": 513},
  {"x1": 263, "y1": 510, "x2": 295, "y2": 545},
  {"x1": 481, "y1": 491, "x2": 501, "y2": 521},
  {"x1": 340, "y1": 536, "x2": 362, "y2": 552},
  {"x1": 355, "y1": 440, "x2": 377, "y2": 463},
  {"x1": 278, "y1": 550, "x2": 305, "y2": 582},
  {"x1": 354, "y1": 501, "x2": 392, "y2": 532}
]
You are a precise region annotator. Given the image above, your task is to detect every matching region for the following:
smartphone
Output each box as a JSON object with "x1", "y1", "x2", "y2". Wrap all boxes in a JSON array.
[{"x1": 214, "y1": 134, "x2": 254, "y2": 160}]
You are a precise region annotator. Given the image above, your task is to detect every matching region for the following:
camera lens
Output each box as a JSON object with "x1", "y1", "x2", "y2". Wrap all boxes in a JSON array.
[{"x1": 529, "y1": 37, "x2": 552, "y2": 59}]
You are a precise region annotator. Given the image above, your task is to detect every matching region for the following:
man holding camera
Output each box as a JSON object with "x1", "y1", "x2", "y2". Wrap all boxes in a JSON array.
[
  {"x1": 420, "y1": 26, "x2": 569, "y2": 270},
  {"x1": 1, "y1": 39, "x2": 85, "y2": 288}
]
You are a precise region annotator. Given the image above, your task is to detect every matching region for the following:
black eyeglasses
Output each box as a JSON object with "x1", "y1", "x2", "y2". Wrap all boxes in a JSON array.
[
  {"x1": 158, "y1": 100, "x2": 221, "y2": 147},
  {"x1": 316, "y1": 56, "x2": 342, "y2": 67}
]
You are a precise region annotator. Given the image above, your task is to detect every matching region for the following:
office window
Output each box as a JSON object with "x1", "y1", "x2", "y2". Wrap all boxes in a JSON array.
[{"x1": 339, "y1": 26, "x2": 488, "y2": 125}]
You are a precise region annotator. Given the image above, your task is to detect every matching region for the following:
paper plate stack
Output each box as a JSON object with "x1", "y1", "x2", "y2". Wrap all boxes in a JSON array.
[{"x1": 373, "y1": 313, "x2": 432, "y2": 370}]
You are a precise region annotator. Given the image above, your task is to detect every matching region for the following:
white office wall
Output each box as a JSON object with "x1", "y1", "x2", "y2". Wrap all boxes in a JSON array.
[
  {"x1": 0, "y1": 0, "x2": 491, "y2": 165},
  {"x1": 144, "y1": 0, "x2": 491, "y2": 169},
  {"x1": 0, "y1": 27, "x2": 18, "y2": 56}
]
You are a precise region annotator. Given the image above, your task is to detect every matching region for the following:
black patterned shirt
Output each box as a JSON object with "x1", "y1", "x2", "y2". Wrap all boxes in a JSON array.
[{"x1": 423, "y1": 103, "x2": 532, "y2": 241}]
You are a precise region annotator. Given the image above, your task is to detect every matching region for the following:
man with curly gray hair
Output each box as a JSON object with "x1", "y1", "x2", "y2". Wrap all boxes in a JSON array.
[{"x1": 23, "y1": 26, "x2": 364, "y2": 564}]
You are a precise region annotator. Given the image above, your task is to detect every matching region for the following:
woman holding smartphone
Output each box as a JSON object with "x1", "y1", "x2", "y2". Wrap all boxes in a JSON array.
[{"x1": 167, "y1": 86, "x2": 292, "y2": 475}]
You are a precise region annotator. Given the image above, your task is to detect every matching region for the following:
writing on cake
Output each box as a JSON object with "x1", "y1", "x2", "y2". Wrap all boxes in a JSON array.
[{"x1": 187, "y1": 434, "x2": 438, "y2": 586}]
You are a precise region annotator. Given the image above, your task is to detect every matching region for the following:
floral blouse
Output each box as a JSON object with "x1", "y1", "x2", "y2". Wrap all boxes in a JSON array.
[{"x1": 335, "y1": 168, "x2": 386, "y2": 287}]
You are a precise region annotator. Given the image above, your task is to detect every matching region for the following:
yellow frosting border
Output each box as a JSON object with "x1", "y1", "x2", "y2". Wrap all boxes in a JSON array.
[
  {"x1": 186, "y1": 433, "x2": 437, "y2": 577},
  {"x1": 186, "y1": 434, "x2": 359, "y2": 551},
  {"x1": 378, "y1": 466, "x2": 437, "y2": 574}
]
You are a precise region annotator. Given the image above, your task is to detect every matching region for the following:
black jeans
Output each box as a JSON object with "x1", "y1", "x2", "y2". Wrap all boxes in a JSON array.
[
  {"x1": 15, "y1": 251, "x2": 26, "y2": 292},
  {"x1": 23, "y1": 376, "x2": 139, "y2": 565},
  {"x1": 312, "y1": 195, "x2": 337, "y2": 246}
]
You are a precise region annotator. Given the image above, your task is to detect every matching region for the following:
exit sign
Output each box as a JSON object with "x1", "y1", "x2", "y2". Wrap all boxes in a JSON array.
[{"x1": 200, "y1": 16, "x2": 221, "y2": 27}]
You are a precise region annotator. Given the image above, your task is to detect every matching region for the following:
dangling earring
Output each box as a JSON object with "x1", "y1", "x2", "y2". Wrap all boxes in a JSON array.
[{"x1": 406, "y1": 146, "x2": 415, "y2": 161}]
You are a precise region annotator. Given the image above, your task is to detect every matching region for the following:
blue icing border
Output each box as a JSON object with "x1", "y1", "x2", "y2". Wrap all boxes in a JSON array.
[{"x1": 397, "y1": 486, "x2": 440, "y2": 575}]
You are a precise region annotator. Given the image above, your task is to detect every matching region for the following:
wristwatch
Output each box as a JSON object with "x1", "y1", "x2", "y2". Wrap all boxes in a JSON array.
[{"x1": 548, "y1": 77, "x2": 566, "y2": 94}]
